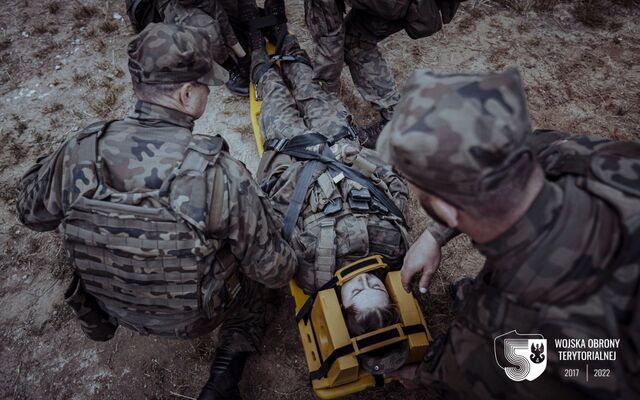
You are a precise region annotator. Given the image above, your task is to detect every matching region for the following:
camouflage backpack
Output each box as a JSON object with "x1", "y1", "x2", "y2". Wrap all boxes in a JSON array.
[
  {"x1": 260, "y1": 132, "x2": 410, "y2": 293},
  {"x1": 62, "y1": 121, "x2": 240, "y2": 338}
]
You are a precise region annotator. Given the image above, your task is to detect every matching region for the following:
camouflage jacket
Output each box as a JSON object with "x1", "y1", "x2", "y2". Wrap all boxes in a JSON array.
[
  {"x1": 17, "y1": 101, "x2": 296, "y2": 340},
  {"x1": 417, "y1": 132, "x2": 640, "y2": 399},
  {"x1": 258, "y1": 137, "x2": 410, "y2": 293}
]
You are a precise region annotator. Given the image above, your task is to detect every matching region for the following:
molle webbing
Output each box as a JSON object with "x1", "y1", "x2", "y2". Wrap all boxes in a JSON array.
[
  {"x1": 63, "y1": 127, "x2": 232, "y2": 335},
  {"x1": 264, "y1": 132, "x2": 405, "y2": 242},
  {"x1": 64, "y1": 201, "x2": 203, "y2": 314}
]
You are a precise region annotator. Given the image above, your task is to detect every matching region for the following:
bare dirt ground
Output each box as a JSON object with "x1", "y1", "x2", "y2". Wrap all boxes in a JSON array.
[{"x1": 1, "y1": 1, "x2": 639, "y2": 399}]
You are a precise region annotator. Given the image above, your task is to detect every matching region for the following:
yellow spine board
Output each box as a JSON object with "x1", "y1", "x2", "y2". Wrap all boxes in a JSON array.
[{"x1": 252, "y1": 47, "x2": 431, "y2": 398}]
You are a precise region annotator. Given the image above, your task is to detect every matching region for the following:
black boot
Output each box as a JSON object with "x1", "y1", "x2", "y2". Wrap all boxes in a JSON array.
[
  {"x1": 225, "y1": 55, "x2": 250, "y2": 97},
  {"x1": 354, "y1": 118, "x2": 389, "y2": 149},
  {"x1": 197, "y1": 350, "x2": 249, "y2": 400},
  {"x1": 264, "y1": 0, "x2": 288, "y2": 50}
]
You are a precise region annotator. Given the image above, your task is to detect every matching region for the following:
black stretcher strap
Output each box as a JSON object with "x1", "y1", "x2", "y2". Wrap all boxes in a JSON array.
[
  {"x1": 282, "y1": 160, "x2": 325, "y2": 241},
  {"x1": 308, "y1": 324, "x2": 426, "y2": 381}
]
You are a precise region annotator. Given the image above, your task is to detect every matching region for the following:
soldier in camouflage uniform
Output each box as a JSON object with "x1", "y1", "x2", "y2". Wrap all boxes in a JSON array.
[
  {"x1": 240, "y1": 1, "x2": 411, "y2": 295},
  {"x1": 16, "y1": 23, "x2": 296, "y2": 400},
  {"x1": 376, "y1": 69, "x2": 640, "y2": 399},
  {"x1": 303, "y1": 0, "x2": 462, "y2": 139},
  {"x1": 126, "y1": 0, "x2": 252, "y2": 96}
]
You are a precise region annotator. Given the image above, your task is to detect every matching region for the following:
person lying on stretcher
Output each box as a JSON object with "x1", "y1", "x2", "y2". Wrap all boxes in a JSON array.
[{"x1": 240, "y1": 0, "x2": 413, "y2": 375}]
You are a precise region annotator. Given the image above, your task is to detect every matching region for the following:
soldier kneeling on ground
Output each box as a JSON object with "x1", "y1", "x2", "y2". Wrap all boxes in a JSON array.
[
  {"x1": 240, "y1": 0, "x2": 415, "y2": 375},
  {"x1": 377, "y1": 69, "x2": 640, "y2": 399},
  {"x1": 17, "y1": 23, "x2": 297, "y2": 400}
]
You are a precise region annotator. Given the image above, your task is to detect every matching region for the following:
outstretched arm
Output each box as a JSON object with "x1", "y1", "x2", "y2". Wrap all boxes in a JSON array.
[{"x1": 212, "y1": 155, "x2": 297, "y2": 288}]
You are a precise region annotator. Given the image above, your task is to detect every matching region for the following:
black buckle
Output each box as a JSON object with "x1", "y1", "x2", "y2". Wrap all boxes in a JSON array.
[
  {"x1": 271, "y1": 54, "x2": 297, "y2": 63},
  {"x1": 371, "y1": 199, "x2": 389, "y2": 214},
  {"x1": 273, "y1": 138, "x2": 289, "y2": 152}
]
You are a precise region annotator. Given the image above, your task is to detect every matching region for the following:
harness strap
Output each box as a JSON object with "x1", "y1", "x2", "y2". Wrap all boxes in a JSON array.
[
  {"x1": 314, "y1": 219, "x2": 336, "y2": 288},
  {"x1": 267, "y1": 133, "x2": 405, "y2": 243},
  {"x1": 308, "y1": 324, "x2": 426, "y2": 381},
  {"x1": 283, "y1": 160, "x2": 325, "y2": 241}
]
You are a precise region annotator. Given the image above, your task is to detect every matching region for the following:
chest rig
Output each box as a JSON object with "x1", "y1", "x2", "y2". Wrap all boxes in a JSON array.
[
  {"x1": 263, "y1": 131, "x2": 410, "y2": 293},
  {"x1": 62, "y1": 121, "x2": 239, "y2": 338}
]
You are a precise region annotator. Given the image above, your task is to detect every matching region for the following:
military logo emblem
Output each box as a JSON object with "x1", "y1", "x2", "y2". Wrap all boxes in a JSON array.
[{"x1": 494, "y1": 330, "x2": 547, "y2": 382}]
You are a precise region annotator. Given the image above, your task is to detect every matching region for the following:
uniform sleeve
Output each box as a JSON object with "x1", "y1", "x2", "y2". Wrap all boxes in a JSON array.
[
  {"x1": 16, "y1": 139, "x2": 74, "y2": 232},
  {"x1": 212, "y1": 156, "x2": 297, "y2": 288},
  {"x1": 426, "y1": 219, "x2": 460, "y2": 247}
]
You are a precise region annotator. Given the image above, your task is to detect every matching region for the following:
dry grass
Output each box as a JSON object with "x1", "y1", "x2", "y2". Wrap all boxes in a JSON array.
[
  {"x1": 73, "y1": 5, "x2": 98, "y2": 21},
  {"x1": 99, "y1": 20, "x2": 118, "y2": 34},
  {"x1": 234, "y1": 124, "x2": 253, "y2": 138},
  {"x1": 47, "y1": 2, "x2": 61, "y2": 14},
  {"x1": 494, "y1": 0, "x2": 561, "y2": 13},
  {"x1": 43, "y1": 103, "x2": 64, "y2": 115},
  {"x1": 87, "y1": 84, "x2": 124, "y2": 118},
  {"x1": 72, "y1": 72, "x2": 91, "y2": 84},
  {"x1": 0, "y1": 38, "x2": 10, "y2": 52},
  {"x1": 32, "y1": 39, "x2": 61, "y2": 60},
  {"x1": 12, "y1": 114, "x2": 28, "y2": 134},
  {"x1": 574, "y1": 0, "x2": 606, "y2": 27},
  {"x1": 532, "y1": 0, "x2": 561, "y2": 11}
]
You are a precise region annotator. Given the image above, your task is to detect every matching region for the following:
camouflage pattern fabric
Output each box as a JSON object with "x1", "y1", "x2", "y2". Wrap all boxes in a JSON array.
[
  {"x1": 377, "y1": 68, "x2": 534, "y2": 198},
  {"x1": 128, "y1": 22, "x2": 228, "y2": 85},
  {"x1": 304, "y1": 0, "x2": 453, "y2": 120},
  {"x1": 254, "y1": 36, "x2": 410, "y2": 293},
  {"x1": 417, "y1": 148, "x2": 640, "y2": 399},
  {"x1": 17, "y1": 101, "x2": 296, "y2": 345},
  {"x1": 377, "y1": 69, "x2": 640, "y2": 399}
]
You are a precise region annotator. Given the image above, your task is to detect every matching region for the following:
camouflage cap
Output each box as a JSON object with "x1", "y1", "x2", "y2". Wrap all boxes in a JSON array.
[
  {"x1": 127, "y1": 22, "x2": 228, "y2": 86},
  {"x1": 377, "y1": 68, "x2": 534, "y2": 197}
]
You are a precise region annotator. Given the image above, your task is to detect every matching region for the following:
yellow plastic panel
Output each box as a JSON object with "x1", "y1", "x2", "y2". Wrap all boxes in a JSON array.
[{"x1": 386, "y1": 271, "x2": 431, "y2": 363}]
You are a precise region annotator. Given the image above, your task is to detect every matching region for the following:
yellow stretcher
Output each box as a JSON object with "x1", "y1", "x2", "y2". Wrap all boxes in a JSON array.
[{"x1": 249, "y1": 45, "x2": 431, "y2": 398}]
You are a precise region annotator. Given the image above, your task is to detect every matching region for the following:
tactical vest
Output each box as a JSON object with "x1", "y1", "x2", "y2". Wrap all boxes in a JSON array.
[
  {"x1": 456, "y1": 133, "x2": 640, "y2": 396},
  {"x1": 62, "y1": 121, "x2": 240, "y2": 338},
  {"x1": 261, "y1": 132, "x2": 410, "y2": 293}
]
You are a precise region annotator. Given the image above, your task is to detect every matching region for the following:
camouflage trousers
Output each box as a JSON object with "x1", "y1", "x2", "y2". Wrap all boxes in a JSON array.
[
  {"x1": 257, "y1": 36, "x2": 351, "y2": 141},
  {"x1": 65, "y1": 273, "x2": 269, "y2": 353},
  {"x1": 163, "y1": 0, "x2": 242, "y2": 66},
  {"x1": 304, "y1": 0, "x2": 403, "y2": 120}
]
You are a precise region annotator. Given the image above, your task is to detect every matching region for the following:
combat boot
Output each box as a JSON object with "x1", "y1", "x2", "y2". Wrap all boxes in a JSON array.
[
  {"x1": 222, "y1": 56, "x2": 250, "y2": 98},
  {"x1": 264, "y1": 0, "x2": 288, "y2": 49},
  {"x1": 197, "y1": 350, "x2": 250, "y2": 400},
  {"x1": 354, "y1": 118, "x2": 389, "y2": 149}
]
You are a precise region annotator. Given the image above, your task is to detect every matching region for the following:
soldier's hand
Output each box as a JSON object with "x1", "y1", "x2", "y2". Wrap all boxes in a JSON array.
[
  {"x1": 401, "y1": 229, "x2": 441, "y2": 294},
  {"x1": 391, "y1": 364, "x2": 419, "y2": 390}
]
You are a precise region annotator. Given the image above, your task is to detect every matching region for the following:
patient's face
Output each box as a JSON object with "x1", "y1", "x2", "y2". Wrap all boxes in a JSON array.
[{"x1": 341, "y1": 273, "x2": 390, "y2": 311}]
